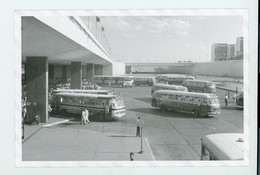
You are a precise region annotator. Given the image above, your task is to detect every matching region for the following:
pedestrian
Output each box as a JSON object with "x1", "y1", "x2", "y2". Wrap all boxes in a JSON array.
[
  {"x1": 80, "y1": 108, "x2": 89, "y2": 125},
  {"x1": 130, "y1": 152, "x2": 134, "y2": 161},
  {"x1": 225, "y1": 94, "x2": 228, "y2": 106},
  {"x1": 85, "y1": 108, "x2": 90, "y2": 124},
  {"x1": 233, "y1": 92, "x2": 237, "y2": 102},
  {"x1": 104, "y1": 102, "x2": 110, "y2": 120},
  {"x1": 136, "y1": 117, "x2": 141, "y2": 137},
  {"x1": 48, "y1": 103, "x2": 52, "y2": 119}
]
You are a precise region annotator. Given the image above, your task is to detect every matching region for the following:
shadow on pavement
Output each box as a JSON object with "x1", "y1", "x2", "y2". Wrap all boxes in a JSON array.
[
  {"x1": 133, "y1": 97, "x2": 151, "y2": 103},
  {"x1": 128, "y1": 107, "x2": 210, "y2": 119},
  {"x1": 221, "y1": 106, "x2": 243, "y2": 110},
  {"x1": 107, "y1": 135, "x2": 136, "y2": 137}
]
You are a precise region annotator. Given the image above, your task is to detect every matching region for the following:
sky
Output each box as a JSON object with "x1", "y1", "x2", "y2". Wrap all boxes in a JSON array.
[{"x1": 80, "y1": 16, "x2": 243, "y2": 63}]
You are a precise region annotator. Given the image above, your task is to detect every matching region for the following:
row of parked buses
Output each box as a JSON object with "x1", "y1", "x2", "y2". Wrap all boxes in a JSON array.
[
  {"x1": 93, "y1": 75, "x2": 156, "y2": 87},
  {"x1": 150, "y1": 74, "x2": 221, "y2": 117}
]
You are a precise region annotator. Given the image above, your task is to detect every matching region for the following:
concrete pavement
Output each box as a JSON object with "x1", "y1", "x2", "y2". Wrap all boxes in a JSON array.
[{"x1": 22, "y1": 118, "x2": 154, "y2": 161}]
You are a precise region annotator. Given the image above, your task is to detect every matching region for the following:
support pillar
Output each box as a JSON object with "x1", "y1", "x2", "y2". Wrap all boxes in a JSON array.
[
  {"x1": 26, "y1": 57, "x2": 48, "y2": 123},
  {"x1": 62, "y1": 65, "x2": 67, "y2": 83},
  {"x1": 49, "y1": 64, "x2": 54, "y2": 80},
  {"x1": 94, "y1": 64, "x2": 103, "y2": 75},
  {"x1": 86, "y1": 63, "x2": 94, "y2": 82},
  {"x1": 70, "y1": 62, "x2": 82, "y2": 89}
]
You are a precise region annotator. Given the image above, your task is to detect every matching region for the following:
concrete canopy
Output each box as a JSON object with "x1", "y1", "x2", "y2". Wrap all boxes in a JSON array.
[{"x1": 22, "y1": 17, "x2": 111, "y2": 65}]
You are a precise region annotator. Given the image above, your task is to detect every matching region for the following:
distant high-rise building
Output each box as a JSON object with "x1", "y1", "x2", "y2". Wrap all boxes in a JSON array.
[
  {"x1": 227, "y1": 44, "x2": 235, "y2": 60},
  {"x1": 211, "y1": 43, "x2": 228, "y2": 61},
  {"x1": 235, "y1": 37, "x2": 243, "y2": 57}
]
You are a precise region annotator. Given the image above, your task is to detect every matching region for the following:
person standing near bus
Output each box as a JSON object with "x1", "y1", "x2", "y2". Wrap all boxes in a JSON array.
[
  {"x1": 136, "y1": 117, "x2": 141, "y2": 137},
  {"x1": 225, "y1": 94, "x2": 228, "y2": 106}
]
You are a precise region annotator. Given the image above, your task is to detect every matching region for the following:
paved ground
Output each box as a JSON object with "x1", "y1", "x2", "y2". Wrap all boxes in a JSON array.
[{"x1": 22, "y1": 79, "x2": 243, "y2": 161}]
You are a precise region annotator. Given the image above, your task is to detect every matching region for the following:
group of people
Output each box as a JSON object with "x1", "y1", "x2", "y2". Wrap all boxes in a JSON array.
[{"x1": 225, "y1": 91, "x2": 237, "y2": 106}]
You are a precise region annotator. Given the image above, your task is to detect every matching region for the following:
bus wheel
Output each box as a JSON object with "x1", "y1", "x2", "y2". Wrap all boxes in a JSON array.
[
  {"x1": 160, "y1": 105, "x2": 166, "y2": 112},
  {"x1": 194, "y1": 110, "x2": 200, "y2": 117}
]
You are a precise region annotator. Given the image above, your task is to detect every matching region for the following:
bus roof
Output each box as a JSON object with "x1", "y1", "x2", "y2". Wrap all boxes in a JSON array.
[
  {"x1": 54, "y1": 92, "x2": 117, "y2": 99},
  {"x1": 154, "y1": 90, "x2": 217, "y2": 98},
  {"x1": 183, "y1": 79, "x2": 213, "y2": 83},
  {"x1": 201, "y1": 133, "x2": 244, "y2": 160},
  {"x1": 132, "y1": 76, "x2": 155, "y2": 79},
  {"x1": 53, "y1": 89, "x2": 113, "y2": 93},
  {"x1": 93, "y1": 75, "x2": 132, "y2": 78},
  {"x1": 157, "y1": 74, "x2": 186, "y2": 78},
  {"x1": 153, "y1": 83, "x2": 187, "y2": 89}
]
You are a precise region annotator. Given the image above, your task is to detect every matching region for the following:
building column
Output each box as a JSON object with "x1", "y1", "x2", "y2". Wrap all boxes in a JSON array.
[
  {"x1": 70, "y1": 62, "x2": 82, "y2": 89},
  {"x1": 49, "y1": 64, "x2": 54, "y2": 80},
  {"x1": 86, "y1": 63, "x2": 94, "y2": 82},
  {"x1": 26, "y1": 57, "x2": 48, "y2": 123},
  {"x1": 62, "y1": 65, "x2": 67, "y2": 83},
  {"x1": 94, "y1": 64, "x2": 103, "y2": 75}
]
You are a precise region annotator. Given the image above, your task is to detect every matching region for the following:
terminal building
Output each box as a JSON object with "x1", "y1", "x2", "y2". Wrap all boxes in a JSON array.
[{"x1": 22, "y1": 16, "x2": 125, "y2": 123}]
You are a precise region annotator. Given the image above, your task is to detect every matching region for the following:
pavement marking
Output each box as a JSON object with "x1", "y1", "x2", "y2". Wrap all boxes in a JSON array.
[
  {"x1": 22, "y1": 127, "x2": 43, "y2": 144},
  {"x1": 42, "y1": 119, "x2": 70, "y2": 127},
  {"x1": 145, "y1": 137, "x2": 155, "y2": 161}
]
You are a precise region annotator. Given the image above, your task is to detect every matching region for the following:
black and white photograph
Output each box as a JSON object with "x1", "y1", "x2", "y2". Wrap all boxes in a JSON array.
[{"x1": 16, "y1": 10, "x2": 250, "y2": 166}]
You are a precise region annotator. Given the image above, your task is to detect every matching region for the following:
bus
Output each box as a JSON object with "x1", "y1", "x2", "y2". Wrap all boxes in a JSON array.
[
  {"x1": 182, "y1": 79, "x2": 216, "y2": 93},
  {"x1": 132, "y1": 76, "x2": 155, "y2": 86},
  {"x1": 151, "y1": 90, "x2": 221, "y2": 117},
  {"x1": 151, "y1": 83, "x2": 188, "y2": 95},
  {"x1": 236, "y1": 90, "x2": 244, "y2": 106},
  {"x1": 52, "y1": 92, "x2": 125, "y2": 119},
  {"x1": 93, "y1": 75, "x2": 133, "y2": 87},
  {"x1": 156, "y1": 74, "x2": 195, "y2": 85},
  {"x1": 53, "y1": 89, "x2": 115, "y2": 95},
  {"x1": 201, "y1": 133, "x2": 244, "y2": 160}
]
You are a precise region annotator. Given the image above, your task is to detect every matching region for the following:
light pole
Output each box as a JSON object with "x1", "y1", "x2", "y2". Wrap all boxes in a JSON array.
[
  {"x1": 138, "y1": 126, "x2": 143, "y2": 154},
  {"x1": 138, "y1": 119, "x2": 144, "y2": 154}
]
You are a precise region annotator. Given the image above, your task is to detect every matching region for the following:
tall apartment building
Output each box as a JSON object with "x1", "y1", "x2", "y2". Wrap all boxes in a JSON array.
[
  {"x1": 211, "y1": 43, "x2": 228, "y2": 61},
  {"x1": 227, "y1": 44, "x2": 235, "y2": 60},
  {"x1": 235, "y1": 37, "x2": 244, "y2": 56}
]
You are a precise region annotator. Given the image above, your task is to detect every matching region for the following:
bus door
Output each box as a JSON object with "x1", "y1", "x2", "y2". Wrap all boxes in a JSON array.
[{"x1": 199, "y1": 98, "x2": 208, "y2": 115}]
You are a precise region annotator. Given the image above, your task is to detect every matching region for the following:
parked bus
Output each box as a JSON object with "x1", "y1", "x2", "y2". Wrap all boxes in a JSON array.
[
  {"x1": 93, "y1": 75, "x2": 133, "y2": 87},
  {"x1": 236, "y1": 90, "x2": 244, "y2": 106},
  {"x1": 156, "y1": 74, "x2": 195, "y2": 85},
  {"x1": 52, "y1": 92, "x2": 125, "y2": 119},
  {"x1": 151, "y1": 83, "x2": 188, "y2": 95},
  {"x1": 182, "y1": 79, "x2": 216, "y2": 93},
  {"x1": 132, "y1": 76, "x2": 155, "y2": 86},
  {"x1": 201, "y1": 133, "x2": 244, "y2": 160},
  {"x1": 151, "y1": 90, "x2": 221, "y2": 117},
  {"x1": 53, "y1": 89, "x2": 115, "y2": 95}
]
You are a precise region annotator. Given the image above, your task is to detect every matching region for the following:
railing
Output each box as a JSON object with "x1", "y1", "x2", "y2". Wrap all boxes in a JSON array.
[{"x1": 68, "y1": 16, "x2": 112, "y2": 60}]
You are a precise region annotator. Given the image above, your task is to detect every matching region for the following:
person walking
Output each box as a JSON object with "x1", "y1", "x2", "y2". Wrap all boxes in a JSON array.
[
  {"x1": 80, "y1": 108, "x2": 90, "y2": 125},
  {"x1": 136, "y1": 117, "x2": 141, "y2": 137},
  {"x1": 225, "y1": 94, "x2": 228, "y2": 106},
  {"x1": 233, "y1": 92, "x2": 237, "y2": 102},
  {"x1": 85, "y1": 108, "x2": 90, "y2": 124}
]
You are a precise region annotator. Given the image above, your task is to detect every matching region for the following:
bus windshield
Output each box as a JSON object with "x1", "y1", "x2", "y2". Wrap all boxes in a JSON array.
[
  {"x1": 112, "y1": 97, "x2": 125, "y2": 107},
  {"x1": 207, "y1": 98, "x2": 219, "y2": 105}
]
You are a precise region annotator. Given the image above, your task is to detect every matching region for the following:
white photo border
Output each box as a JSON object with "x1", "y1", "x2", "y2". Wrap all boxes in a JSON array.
[{"x1": 15, "y1": 9, "x2": 250, "y2": 167}]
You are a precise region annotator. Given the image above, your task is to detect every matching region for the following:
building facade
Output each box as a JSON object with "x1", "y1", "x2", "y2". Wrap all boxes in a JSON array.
[
  {"x1": 235, "y1": 37, "x2": 244, "y2": 58},
  {"x1": 211, "y1": 43, "x2": 228, "y2": 61},
  {"x1": 227, "y1": 44, "x2": 235, "y2": 60}
]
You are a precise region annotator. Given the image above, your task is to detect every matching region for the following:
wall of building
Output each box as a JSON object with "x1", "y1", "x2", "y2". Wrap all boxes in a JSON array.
[
  {"x1": 53, "y1": 65, "x2": 62, "y2": 78},
  {"x1": 126, "y1": 60, "x2": 243, "y2": 78},
  {"x1": 193, "y1": 61, "x2": 243, "y2": 77}
]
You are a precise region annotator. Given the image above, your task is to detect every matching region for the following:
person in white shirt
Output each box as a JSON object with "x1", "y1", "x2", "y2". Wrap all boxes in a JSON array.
[{"x1": 80, "y1": 108, "x2": 90, "y2": 125}]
